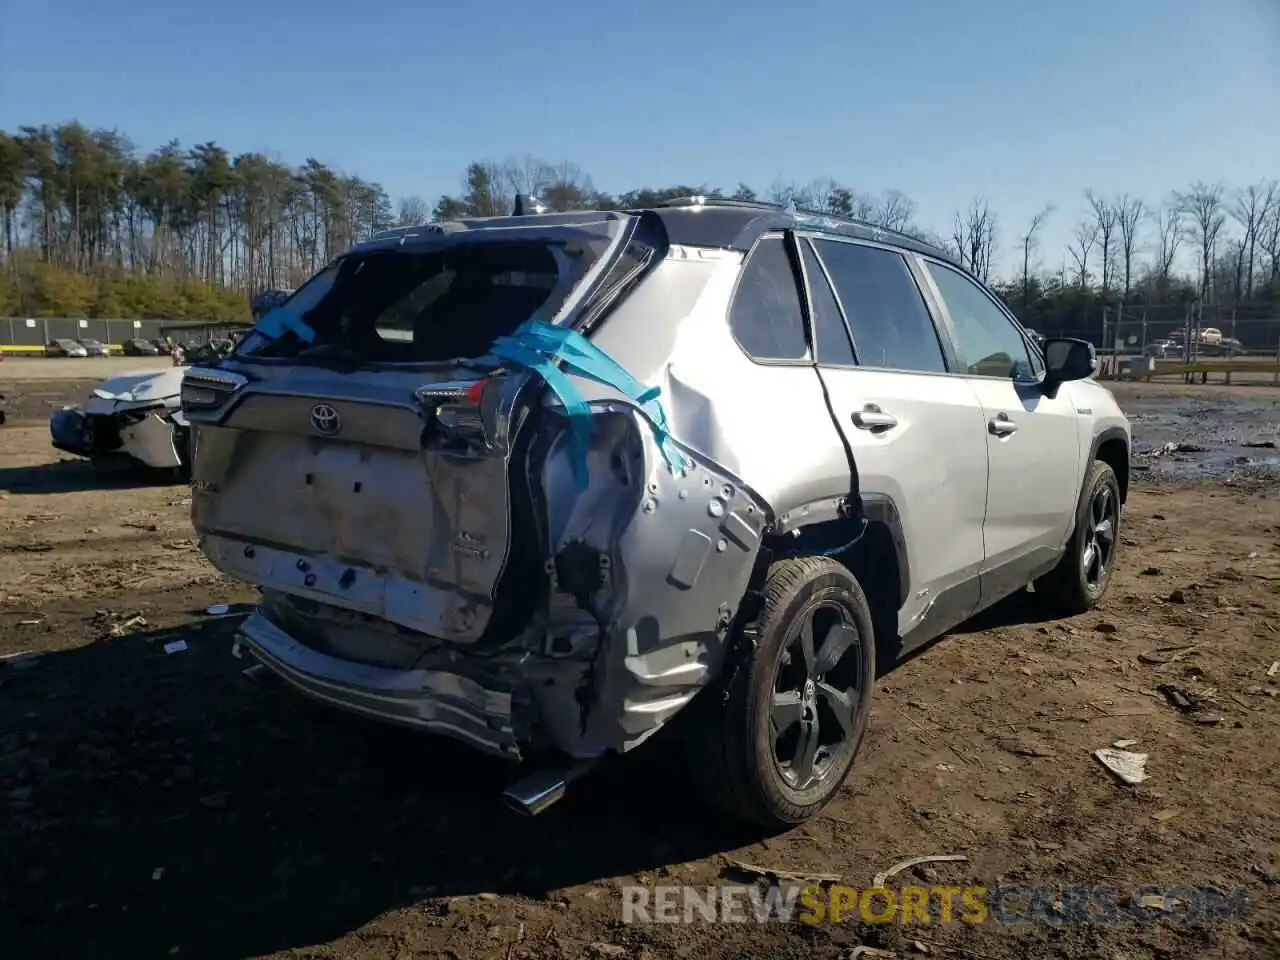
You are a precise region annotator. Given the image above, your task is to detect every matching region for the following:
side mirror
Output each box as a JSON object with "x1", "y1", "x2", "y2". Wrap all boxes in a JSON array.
[{"x1": 1042, "y1": 337, "x2": 1096, "y2": 389}]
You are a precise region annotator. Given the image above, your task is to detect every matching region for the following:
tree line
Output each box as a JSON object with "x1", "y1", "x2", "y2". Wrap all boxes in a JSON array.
[{"x1": 0, "y1": 122, "x2": 1276, "y2": 333}]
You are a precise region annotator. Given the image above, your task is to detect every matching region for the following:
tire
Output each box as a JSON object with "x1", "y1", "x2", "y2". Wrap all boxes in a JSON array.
[
  {"x1": 688, "y1": 555, "x2": 876, "y2": 828},
  {"x1": 1034, "y1": 460, "x2": 1121, "y2": 615}
]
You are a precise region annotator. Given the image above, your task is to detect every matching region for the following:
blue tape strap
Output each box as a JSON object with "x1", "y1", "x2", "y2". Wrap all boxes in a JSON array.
[
  {"x1": 469, "y1": 321, "x2": 688, "y2": 489},
  {"x1": 254, "y1": 307, "x2": 315, "y2": 344},
  {"x1": 503, "y1": 322, "x2": 689, "y2": 475},
  {"x1": 486, "y1": 338, "x2": 594, "y2": 491}
]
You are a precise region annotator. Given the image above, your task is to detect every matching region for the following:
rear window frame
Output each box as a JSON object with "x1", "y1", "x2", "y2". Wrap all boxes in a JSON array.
[{"x1": 234, "y1": 217, "x2": 634, "y2": 369}]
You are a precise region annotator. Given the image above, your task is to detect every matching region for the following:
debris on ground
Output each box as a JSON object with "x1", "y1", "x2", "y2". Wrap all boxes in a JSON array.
[
  {"x1": 722, "y1": 859, "x2": 841, "y2": 885},
  {"x1": 1113, "y1": 739, "x2": 1139, "y2": 749},
  {"x1": 1268, "y1": 661, "x2": 1279, "y2": 678},
  {"x1": 1243, "y1": 440, "x2": 1277, "y2": 449},
  {"x1": 1139, "y1": 644, "x2": 1201, "y2": 665},
  {"x1": 996, "y1": 737, "x2": 1056, "y2": 758},
  {"x1": 1094, "y1": 747, "x2": 1149, "y2": 785},
  {"x1": 1152, "y1": 808, "x2": 1181, "y2": 822},
  {"x1": 872, "y1": 855, "x2": 968, "y2": 888},
  {"x1": 205, "y1": 604, "x2": 231, "y2": 616},
  {"x1": 1156, "y1": 684, "x2": 1195, "y2": 712},
  {"x1": 163, "y1": 639, "x2": 188, "y2": 655},
  {"x1": 106, "y1": 616, "x2": 147, "y2": 640}
]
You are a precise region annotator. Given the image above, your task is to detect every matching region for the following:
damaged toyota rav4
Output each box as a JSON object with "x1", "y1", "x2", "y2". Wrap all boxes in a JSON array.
[{"x1": 182, "y1": 198, "x2": 1130, "y2": 827}]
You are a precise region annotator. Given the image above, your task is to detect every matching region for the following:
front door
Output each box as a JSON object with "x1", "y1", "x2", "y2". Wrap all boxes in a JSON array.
[{"x1": 917, "y1": 258, "x2": 1081, "y2": 605}]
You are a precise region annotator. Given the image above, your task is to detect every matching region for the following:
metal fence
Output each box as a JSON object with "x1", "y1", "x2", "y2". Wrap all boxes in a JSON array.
[
  {"x1": 1101, "y1": 304, "x2": 1280, "y2": 359},
  {"x1": 0, "y1": 317, "x2": 232, "y2": 350}
]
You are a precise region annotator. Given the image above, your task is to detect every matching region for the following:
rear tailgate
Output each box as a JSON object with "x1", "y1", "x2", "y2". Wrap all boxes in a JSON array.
[{"x1": 186, "y1": 214, "x2": 645, "y2": 645}]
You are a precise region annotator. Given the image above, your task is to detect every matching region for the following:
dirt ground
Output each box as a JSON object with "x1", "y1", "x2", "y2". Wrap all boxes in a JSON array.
[{"x1": 0, "y1": 372, "x2": 1277, "y2": 960}]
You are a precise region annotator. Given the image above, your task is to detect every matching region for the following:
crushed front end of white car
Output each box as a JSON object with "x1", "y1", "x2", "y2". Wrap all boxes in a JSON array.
[{"x1": 50, "y1": 368, "x2": 190, "y2": 471}]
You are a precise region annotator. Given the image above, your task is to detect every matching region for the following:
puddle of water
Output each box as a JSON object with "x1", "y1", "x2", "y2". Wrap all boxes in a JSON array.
[{"x1": 1122, "y1": 392, "x2": 1280, "y2": 481}]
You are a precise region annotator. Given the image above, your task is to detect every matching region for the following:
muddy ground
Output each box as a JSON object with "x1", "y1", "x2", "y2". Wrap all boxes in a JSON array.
[{"x1": 0, "y1": 372, "x2": 1277, "y2": 960}]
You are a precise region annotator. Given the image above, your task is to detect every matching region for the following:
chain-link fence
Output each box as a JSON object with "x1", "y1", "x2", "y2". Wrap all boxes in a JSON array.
[
  {"x1": 1, "y1": 317, "x2": 232, "y2": 351},
  {"x1": 1101, "y1": 304, "x2": 1280, "y2": 361}
]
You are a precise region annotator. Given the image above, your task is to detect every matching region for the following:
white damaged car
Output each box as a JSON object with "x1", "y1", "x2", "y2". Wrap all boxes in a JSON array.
[{"x1": 50, "y1": 367, "x2": 192, "y2": 474}]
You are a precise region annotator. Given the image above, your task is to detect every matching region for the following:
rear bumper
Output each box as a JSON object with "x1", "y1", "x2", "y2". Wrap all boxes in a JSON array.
[{"x1": 236, "y1": 609, "x2": 522, "y2": 759}]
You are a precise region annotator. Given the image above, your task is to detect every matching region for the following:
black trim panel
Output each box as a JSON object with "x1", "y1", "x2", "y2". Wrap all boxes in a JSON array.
[
  {"x1": 899, "y1": 574, "x2": 982, "y2": 655},
  {"x1": 861, "y1": 493, "x2": 911, "y2": 608}
]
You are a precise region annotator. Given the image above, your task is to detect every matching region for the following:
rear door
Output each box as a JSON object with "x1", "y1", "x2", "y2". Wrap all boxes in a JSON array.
[
  {"x1": 800, "y1": 235, "x2": 990, "y2": 644},
  {"x1": 915, "y1": 257, "x2": 1081, "y2": 604}
]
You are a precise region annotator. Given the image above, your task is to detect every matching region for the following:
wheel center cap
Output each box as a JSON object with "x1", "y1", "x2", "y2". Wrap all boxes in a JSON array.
[{"x1": 802, "y1": 679, "x2": 817, "y2": 710}]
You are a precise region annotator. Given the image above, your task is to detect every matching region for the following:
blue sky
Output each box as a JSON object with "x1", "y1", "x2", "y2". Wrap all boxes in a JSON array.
[{"x1": 1, "y1": 0, "x2": 1276, "y2": 278}]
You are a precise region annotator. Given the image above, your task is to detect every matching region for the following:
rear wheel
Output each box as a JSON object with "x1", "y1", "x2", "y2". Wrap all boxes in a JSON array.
[
  {"x1": 689, "y1": 556, "x2": 875, "y2": 827},
  {"x1": 1034, "y1": 460, "x2": 1121, "y2": 615}
]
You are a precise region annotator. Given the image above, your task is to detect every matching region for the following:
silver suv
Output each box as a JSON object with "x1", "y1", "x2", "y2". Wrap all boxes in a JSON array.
[{"x1": 182, "y1": 198, "x2": 1130, "y2": 827}]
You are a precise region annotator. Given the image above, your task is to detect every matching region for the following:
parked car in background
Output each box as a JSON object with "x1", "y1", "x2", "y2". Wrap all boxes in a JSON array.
[
  {"x1": 1143, "y1": 339, "x2": 1179, "y2": 358},
  {"x1": 151, "y1": 338, "x2": 170, "y2": 353},
  {"x1": 123, "y1": 338, "x2": 161, "y2": 356},
  {"x1": 78, "y1": 338, "x2": 111, "y2": 357},
  {"x1": 184, "y1": 197, "x2": 1131, "y2": 827},
  {"x1": 50, "y1": 365, "x2": 190, "y2": 474},
  {"x1": 46, "y1": 339, "x2": 88, "y2": 358}
]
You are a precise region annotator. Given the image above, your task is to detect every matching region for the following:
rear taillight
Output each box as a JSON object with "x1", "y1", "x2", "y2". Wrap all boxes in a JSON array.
[{"x1": 181, "y1": 367, "x2": 249, "y2": 414}]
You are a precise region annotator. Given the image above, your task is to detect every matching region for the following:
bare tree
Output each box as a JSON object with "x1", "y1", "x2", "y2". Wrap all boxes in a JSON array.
[
  {"x1": 1231, "y1": 181, "x2": 1275, "y2": 298},
  {"x1": 396, "y1": 195, "x2": 429, "y2": 226},
  {"x1": 1019, "y1": 205, "x2": 1053, "y2": 312},
  {"x1": 797, "y1": 178, "x2": 840, "y2": 215},
  {"x1": 1085, "y1": 190, "x2": 1119, "y2": 297},
  {"x1": 1152, "y1": 203, "x2": 1182, "y2": 289},
  {"x1": 1114, "y1": 194, "x2": 1145, "y2": 304},
  {"x1": 871, "y1": 189, "x2": 915, "y2": 232},
  {"x1": 951, "y1": 197, "x2": 997, "y2": 281},
  {"x1": 1068, "y1": 219, "x2": 1098, "y2": 287},
  {"x1": 1261, "y1": 194, "x2": 1280, "y2": 284},
  {"x1": 1175, "y1": 181, "x2": 1227, "y2": 302}
]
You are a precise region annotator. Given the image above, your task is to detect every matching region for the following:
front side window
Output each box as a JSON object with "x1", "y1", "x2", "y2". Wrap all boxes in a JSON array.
[
  {"x1": 729, "y1": 236, "x2": 809, "y2": 361},
  {"x1": 812, "y1": 239, "x2": 947, "y2": 374},
  {"x1": 924, "y1": 261, "x2": 1036, "y2": 380}
]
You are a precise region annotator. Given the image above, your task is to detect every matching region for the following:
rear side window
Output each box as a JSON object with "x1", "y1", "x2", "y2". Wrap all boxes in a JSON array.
[
  {"x1": 729, "y1": 237, "x2": 808, "y2": 361},
  {"x1": 237, "y1": 232, "x2": 612, "y2": 363},
  {"x1": 813, "y1": 240, "x2": 947, "y2": 374},
  {"x1": 800, "y1": 241, "x2": 855, "y2": 366}
]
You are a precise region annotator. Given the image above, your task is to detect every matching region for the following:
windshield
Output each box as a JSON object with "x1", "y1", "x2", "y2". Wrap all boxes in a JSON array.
[{"x1": 236, "y1": 224, "x2": 620, "y2": 364}]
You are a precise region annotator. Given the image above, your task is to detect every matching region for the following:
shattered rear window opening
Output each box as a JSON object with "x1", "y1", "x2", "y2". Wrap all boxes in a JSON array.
[{"x1": 240, "y1": 234, "x2": 612, "y2": 364}]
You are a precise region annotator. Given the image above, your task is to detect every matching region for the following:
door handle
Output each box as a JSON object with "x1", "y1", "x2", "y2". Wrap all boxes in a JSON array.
[
  {"x1": 988, "y1": 413, "x2": 1018, "y2": 436},
  {"x1": 851, "y1": 405, "x2": 898, "y2": 431}
]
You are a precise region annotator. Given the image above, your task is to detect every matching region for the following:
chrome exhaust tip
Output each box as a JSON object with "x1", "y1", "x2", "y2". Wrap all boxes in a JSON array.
[{"x1": 502, "y1": 759, "x2": 597, "y2": 817}]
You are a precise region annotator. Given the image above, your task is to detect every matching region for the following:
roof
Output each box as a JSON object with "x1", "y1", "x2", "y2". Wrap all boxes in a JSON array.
[{"x1": 359, "y1": 197, "x2": 959, "y2": 266}]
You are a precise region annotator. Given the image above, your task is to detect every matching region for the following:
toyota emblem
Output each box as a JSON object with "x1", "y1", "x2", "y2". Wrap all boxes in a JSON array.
[{"x1": 310, "y1": 403, "x2": 341, "y2": 436}]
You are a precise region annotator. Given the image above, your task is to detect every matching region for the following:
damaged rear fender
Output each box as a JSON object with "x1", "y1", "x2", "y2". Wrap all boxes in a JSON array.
[{"x1": 525, "y1": 402, "x2": 769, "y2": 758}]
